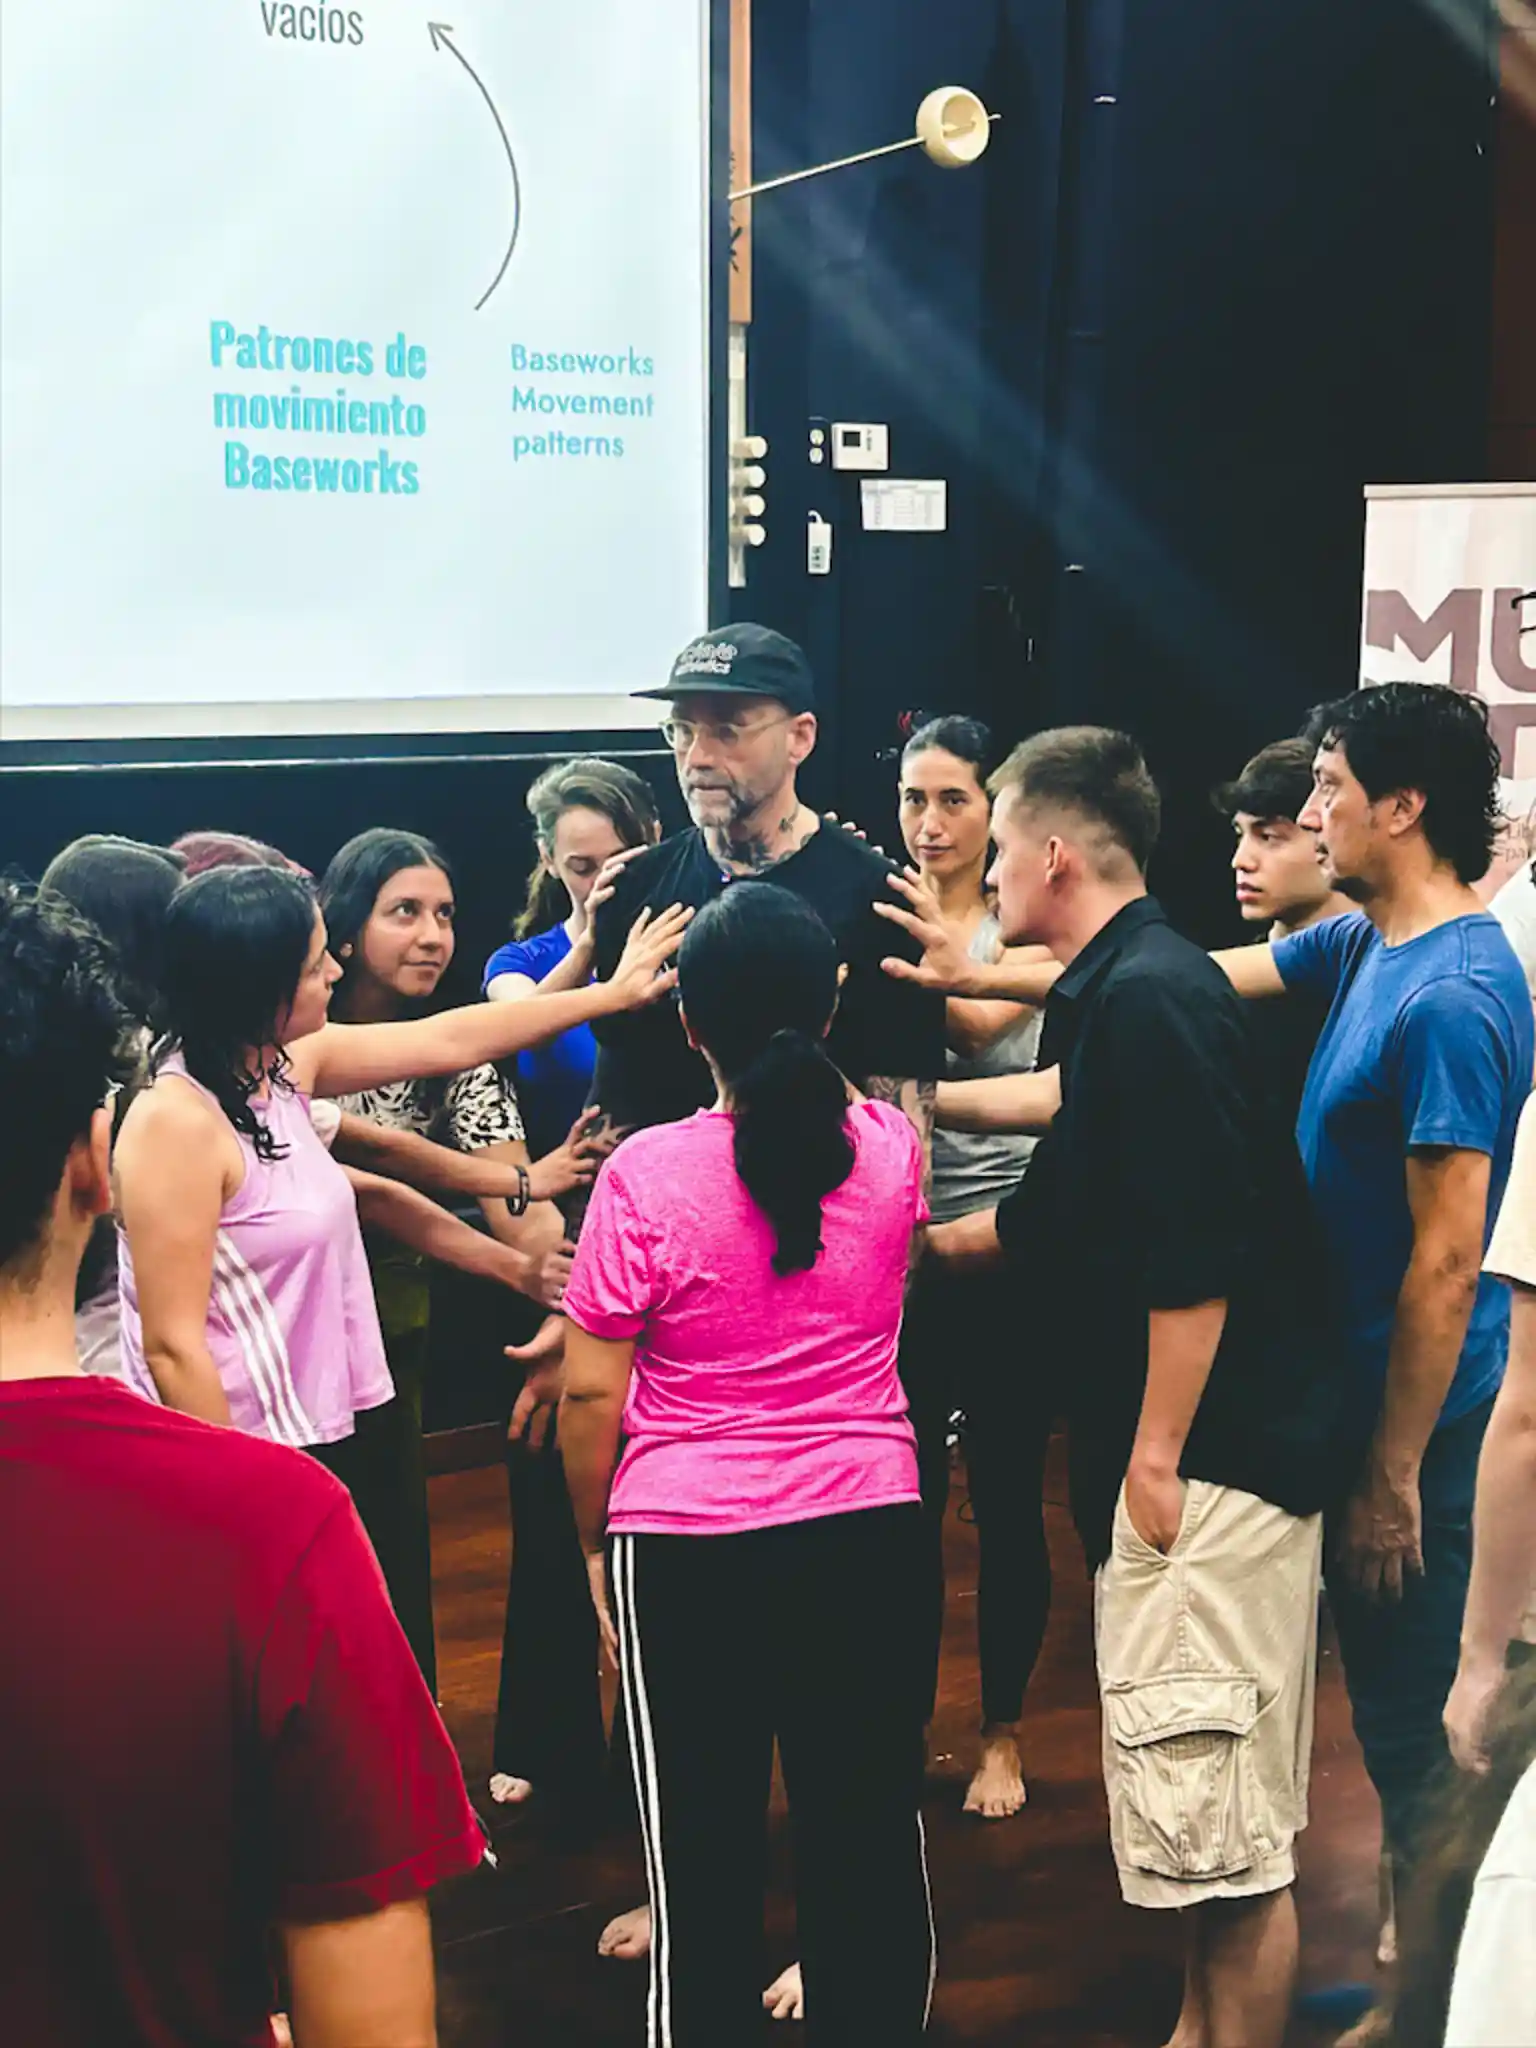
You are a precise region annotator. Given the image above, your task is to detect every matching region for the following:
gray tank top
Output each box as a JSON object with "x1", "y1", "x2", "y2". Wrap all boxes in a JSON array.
[{"x1": 929, "y1": 915, "x2": 1042, "y2": 1223}]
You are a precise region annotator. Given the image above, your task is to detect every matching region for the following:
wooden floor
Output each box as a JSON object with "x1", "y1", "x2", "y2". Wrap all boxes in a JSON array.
[{"x1": 427, "y1": 1441, "x2": 1381, "y2": 2046}]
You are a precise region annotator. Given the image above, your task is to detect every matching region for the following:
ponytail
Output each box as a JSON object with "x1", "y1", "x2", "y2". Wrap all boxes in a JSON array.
[
  {"x1": 516, "y1": 864, "x2": 568, "y2": 939},
  {"x1": 730, "y1": 1027, "x2": 855, "y2": 1275}
]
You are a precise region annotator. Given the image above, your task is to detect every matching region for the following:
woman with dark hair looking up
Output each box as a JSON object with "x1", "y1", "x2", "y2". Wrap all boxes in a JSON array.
[{"x1": 558, "y1": 882, "x2": 934, "y2": 2048}]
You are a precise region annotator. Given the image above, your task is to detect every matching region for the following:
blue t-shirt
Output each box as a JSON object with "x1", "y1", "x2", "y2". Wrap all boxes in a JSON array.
[
  {"x1": 1274, "y1": 910, "x2": 1532, "y2": 1435},
  {"x1": 482, "y1": 924, "x2": 595, "y2": 1159}
]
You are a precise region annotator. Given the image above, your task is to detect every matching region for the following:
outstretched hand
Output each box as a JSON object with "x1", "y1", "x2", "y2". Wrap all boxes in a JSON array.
[
  {"x1": 528, "y1": 1107, "x2": 628, "y2": 1201},
  {"x1": 609, "y1": 903, "x2": 693, "y2": 1009},
  {"x1": 506, "y1": 1321, "x2": 567, "y2": 1451},
  {"x1": 824, "y1": 811, "x2": 886, "y2": 857},
  {"x1": 873, "y1": 868, "x2": 977, "y2": 992},
  {"x1": 582, "y1": 844, "x2": 650, "y2": 933}
]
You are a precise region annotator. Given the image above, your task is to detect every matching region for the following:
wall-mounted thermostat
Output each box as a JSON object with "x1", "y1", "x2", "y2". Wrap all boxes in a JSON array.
[{"x1": 830, "y1": 422, "x2": 890, "y2": 472}]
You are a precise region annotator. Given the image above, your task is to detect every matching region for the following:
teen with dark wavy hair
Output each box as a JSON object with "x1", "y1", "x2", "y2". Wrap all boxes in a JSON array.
[{"x1": 558, "y1": 883, "x2": 934, "y2": 2048}]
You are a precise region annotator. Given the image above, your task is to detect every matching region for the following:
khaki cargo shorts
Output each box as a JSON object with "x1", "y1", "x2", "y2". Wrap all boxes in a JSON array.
[{"x1": 1095, "y1": 1478, "x2": 1323, "y2": 1909}]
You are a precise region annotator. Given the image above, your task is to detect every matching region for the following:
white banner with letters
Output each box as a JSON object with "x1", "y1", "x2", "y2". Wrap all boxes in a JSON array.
[{"x1": 1360, "y1": 482, "x2": 1536, "y2": 792}]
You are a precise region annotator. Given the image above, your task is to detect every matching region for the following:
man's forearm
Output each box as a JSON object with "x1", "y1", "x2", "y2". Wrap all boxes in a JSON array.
[
  {"x1": 945, "y1": 995, "x2": 1035, "y2": 1058},
  {"x1": 936, "y1": 1068, "x2": 1060, "y2": 1134},
  {"x1": 1133, "y1": 1301, "x2": 1228, "y2": 1471},
  {"x1": 927, "y1": 1207, "x2": 1003, "y2": 1273},
  {"x1": 953, "y1": 956, "x2": 1060, "y2": 1004},
  {"x1": 1461, "y1": 1387, "x2": 1536, "y2": 1665},
  {"x1": 1376, "y1": 1255, "x2": 1482, "y2": 1478}
]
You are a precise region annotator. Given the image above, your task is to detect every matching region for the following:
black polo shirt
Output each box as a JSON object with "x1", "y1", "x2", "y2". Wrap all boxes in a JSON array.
[
  {"x1": 995, "y1": 897, "x2": 1346, "y2": 1568},
  {"x1": 588, "y1": 823, "x2": 946, "y2": 1131},
  {"x1": 1238, "y1": 936, "x2": 1338, "y2": 1129}
]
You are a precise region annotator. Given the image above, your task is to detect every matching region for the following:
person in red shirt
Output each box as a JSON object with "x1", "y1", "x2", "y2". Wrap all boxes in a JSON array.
[{"x1": 0, "y1": 875, "x2": 487, "y2": 2048}]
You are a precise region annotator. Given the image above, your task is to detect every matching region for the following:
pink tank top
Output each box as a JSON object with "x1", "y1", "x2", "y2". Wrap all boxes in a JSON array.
[{"x1": 118, "y1": 1055, "x2": 393, "y2": 1447}]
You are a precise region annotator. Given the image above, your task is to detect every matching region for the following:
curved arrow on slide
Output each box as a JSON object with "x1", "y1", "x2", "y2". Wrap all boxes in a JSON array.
[{"x1": 429, "y1": 20, "x2": 522, "y2": 311}]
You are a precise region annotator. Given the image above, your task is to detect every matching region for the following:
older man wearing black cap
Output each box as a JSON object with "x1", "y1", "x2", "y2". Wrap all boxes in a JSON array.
[{"x1": 588, "y1": 622, "x2": 945, "y2": 1143}]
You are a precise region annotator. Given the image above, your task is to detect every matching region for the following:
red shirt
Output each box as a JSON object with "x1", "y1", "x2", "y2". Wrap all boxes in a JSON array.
[{"x1": 0, "y1": 1377, "x2": 485, "y2": 2048}]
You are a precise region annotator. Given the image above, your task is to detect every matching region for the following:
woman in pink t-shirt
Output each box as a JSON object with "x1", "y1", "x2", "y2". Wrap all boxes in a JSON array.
[{"x1": 560, "y1": 883, "x2": 934, "y2": 2048}]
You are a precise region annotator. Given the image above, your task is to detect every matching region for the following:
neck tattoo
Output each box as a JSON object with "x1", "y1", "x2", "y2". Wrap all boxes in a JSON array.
[{"x1": 707, "y1": 807, "x2": 813, "y2": 876}]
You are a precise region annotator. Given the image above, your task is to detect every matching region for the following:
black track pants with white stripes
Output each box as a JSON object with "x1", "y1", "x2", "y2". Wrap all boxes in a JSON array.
[{"x1": 610, "y1": 1504, "x2": 934, "y2": 2047}]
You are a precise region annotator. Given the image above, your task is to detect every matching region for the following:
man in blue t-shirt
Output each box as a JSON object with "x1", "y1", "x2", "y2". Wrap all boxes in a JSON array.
[{"x1": 1218, "y1": 682, "x2": 1533, "y2": 1885}]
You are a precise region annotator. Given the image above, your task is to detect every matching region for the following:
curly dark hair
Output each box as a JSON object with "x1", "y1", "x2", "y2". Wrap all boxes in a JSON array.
[
  {"x1": 0, "y1": 878, "x2": 136, "y2": 1272},
  {"x1": 1211, "y1": 737, "x2": 1317, "y2": 826},
  {"x1": 1304, "y1": 683, "x2": 1502, "y2": 885}
]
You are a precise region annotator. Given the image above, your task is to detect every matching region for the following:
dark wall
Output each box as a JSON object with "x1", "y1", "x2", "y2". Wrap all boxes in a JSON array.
[
  {"x1": 736, "y1": 0, "x2": 1498, "y2": 940},
  {"x1": 0, "y1": 744, "x2": 686, "y2": 1010},
  {"x1": 1, "y1": 0, "x2": 1499, "y2": 953}
]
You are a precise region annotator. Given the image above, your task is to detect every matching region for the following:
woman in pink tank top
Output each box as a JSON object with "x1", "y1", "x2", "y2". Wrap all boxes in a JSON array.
[
  {"x1": 112, "y1": 867, "x2": 688, "y2": 1571},
  {"x1": 559, "y1": 884, "x2": 934, "y2": 2048}
]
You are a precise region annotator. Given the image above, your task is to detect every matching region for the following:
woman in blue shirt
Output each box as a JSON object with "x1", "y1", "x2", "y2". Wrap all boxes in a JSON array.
[
  {"x1": 484, "y1": 757, "x2": 661, "y2": 1818},
  {"x1": 485, "y1": 758, "x2": 662, "y2": 1157}
]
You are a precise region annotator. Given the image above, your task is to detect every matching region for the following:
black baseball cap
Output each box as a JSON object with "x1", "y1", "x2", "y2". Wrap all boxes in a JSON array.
[{"x1": 636, "y1": 623, "x2": 817, "y2": 715}]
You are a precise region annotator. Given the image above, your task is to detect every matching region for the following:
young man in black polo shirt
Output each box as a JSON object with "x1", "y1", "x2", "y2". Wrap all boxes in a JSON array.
[
  {"x1": 911, "y1": 728, "x2": 1340, "y2": 2048},
  {"x1": 590, "y1": 622, "x2": 944, "y2": 1142}
]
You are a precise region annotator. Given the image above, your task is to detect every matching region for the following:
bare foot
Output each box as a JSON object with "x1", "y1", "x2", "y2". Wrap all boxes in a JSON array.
[
  {"x1": 1376, "y1": 1848, "x2": 1396, "y2": 1966},
  {"x1": 763, "y1": 1961, "x2": 804, "y2": 2021},
  {"x1": 488, "y1": 1773, "x2": 533, "y2": 1806},
  {"x1": 1160, "y1": 2022, "x2": 1207, "y2": 2048},
  {"x1": 1335, "y1": 2012, "x2": 1389, "y2": 2048},
  {"x1": 963, "y1": 1727, "x2": 1027, "y2": 1820},
  {"x1": 598, "y1": 1903, "x2": 651, "y2": 1961}
]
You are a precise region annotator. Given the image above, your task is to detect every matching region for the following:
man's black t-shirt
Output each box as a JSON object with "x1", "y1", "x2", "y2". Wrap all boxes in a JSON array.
[
  {"x1": 996, "y1": 898, "x2": 1348, "y2": 1569},
  {"x1": 589, "y1": 824, "x2": 946, "y2": 1130}
]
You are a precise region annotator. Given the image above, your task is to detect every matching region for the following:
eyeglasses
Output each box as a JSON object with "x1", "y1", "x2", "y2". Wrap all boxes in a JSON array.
[{"x1": 660, "y1": 713, "x2": 794, "y2": 753}]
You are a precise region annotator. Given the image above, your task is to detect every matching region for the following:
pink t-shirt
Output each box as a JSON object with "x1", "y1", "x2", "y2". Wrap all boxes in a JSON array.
[{"x1": 564, "y1": 1099, "x2": 926, "y2": 1537}]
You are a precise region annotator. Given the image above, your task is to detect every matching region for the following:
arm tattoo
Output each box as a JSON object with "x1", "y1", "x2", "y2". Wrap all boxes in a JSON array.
[
  {"x1": 863, "y1": 1074, "x2": 936, "y2": 1184},
  {"x1": 865, "y1": 1076, "x2": 937, "y2": 1291}
]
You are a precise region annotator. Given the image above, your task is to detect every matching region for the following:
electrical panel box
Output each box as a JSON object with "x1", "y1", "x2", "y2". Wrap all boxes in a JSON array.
[{"x1": 829, "y1": 422, "x2": 890, "y2": 472}]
